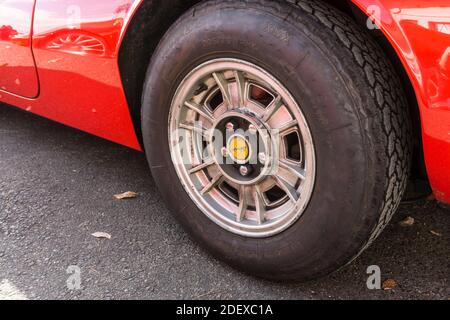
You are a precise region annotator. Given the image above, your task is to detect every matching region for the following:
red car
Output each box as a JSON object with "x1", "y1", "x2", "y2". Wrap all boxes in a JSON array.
[{"x1": 1, "y1": 0, "x2": 449, "y2": 281}]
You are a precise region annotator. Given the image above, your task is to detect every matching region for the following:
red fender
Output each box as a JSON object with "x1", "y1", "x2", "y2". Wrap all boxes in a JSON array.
[{"x1": 351, "y1": 0, "x2": 450, "y2": 202}]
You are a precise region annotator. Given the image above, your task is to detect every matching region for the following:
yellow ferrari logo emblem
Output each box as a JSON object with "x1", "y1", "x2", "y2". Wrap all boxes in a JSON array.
[{"x1": 228, "y1": 135, "x2": 250, "y2": 162}]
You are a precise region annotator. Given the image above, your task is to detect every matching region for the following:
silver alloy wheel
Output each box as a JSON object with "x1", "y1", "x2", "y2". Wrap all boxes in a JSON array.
[{"x1": 168, "y1": 58, "x2": 316, "y2": 238}]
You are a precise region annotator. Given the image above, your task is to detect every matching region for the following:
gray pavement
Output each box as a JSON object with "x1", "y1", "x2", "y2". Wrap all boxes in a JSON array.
[{"x1": 0, "y1": 105, "x2": 448, "y2": 300}]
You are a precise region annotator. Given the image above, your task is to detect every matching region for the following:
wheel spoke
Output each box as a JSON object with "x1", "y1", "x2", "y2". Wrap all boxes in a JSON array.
[
  {"x1": 179, "y1": 122, "x2": 212, "y2": 140},
  {"x1": 274, "y1": 175, "x2": 299, "y2": 203},
  {"x1": 263, "y1": 95, "x2": 283, "y2": 121},
  {"x1": 212, "y1": 72, "x2": 233, "y2": 109},
  {"x1": 277, "y1": 119, "x2": 298, "y2": 135},
  {"x1": 253, "y1": 186, "x2": 266, "y2": 225},
  {"x1": 236, "y1": 185, "x2": 248, "y2": 222},
  {"x1": 234, "y1": 71, "x2": 246, "y2": 107},
  {"x1": 189, "y1": 158, "x2": 215, "y2": 174},
  {"x1": 279, "y1": 159, "x2": 306, "y2": 180},
  {"x1": 185, "y1": 101, "x2": 215, "y2": 123},
  {"x1": 201, "y1": 173, "x2": 224, "y2": 195}
]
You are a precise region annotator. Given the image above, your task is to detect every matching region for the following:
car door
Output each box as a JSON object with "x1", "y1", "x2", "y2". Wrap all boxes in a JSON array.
[{"x1": 0, "y1": 0, "x2": 39, "y2": 98}]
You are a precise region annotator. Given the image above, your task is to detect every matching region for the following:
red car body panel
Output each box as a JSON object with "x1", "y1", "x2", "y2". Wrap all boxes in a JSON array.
[
  {"x1": 0, "y1": 0, "x2": 142, "y2": 150},
  {"x1": 0, "y1": 0, "x2": 39, "y2": 98},
  {"x1": 0, "y1": 0, "x2": 449, "y2": 203}
]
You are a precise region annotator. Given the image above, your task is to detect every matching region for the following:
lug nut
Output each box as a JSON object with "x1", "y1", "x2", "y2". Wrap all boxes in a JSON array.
[
  {"x1": 258, "y1": 152, "x2": 267, "y2": 164},
  {"x1": 248, "y1": 124, "x2": 258, "y2": 134},
  {"x1": 221, "y1": 147, "x2": 228, "y2": 157},
  {"x1": 239, "y1": 166, "x2": 249, "y2": 176},
  {"x1": 226, "y1": 122, "x2": 235, "y2": 131}
]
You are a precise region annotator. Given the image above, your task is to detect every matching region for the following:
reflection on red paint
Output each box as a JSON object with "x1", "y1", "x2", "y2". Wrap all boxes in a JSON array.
[
  {"x1": 44, "y1": 31, "x2": 108, "y2": 56},
  {"x1": 393, "y1": 8, "x2": 450, "y2": 111},
  {"x1": 0, "y1": 25, "x2": 18, "y2": 41},
  {"x1": 32, "y1": 29, "x2": 111, "y2": 57}
]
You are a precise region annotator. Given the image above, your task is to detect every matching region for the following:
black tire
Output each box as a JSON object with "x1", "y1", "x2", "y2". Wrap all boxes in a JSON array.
[{"x1": 141, "y1": 0, "x2": 411, "y2": 281}]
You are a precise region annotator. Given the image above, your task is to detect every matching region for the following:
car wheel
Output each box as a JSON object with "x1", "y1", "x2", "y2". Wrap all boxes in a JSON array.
[{"x1": 141, "y1": 0, "x2": 411, "y2": 281}]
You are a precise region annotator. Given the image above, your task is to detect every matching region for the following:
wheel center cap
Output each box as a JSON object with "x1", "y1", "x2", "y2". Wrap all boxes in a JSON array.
[
  {"x1": 210, "y1": 109, "x2": 274, "y2": 185},
  {"x1": 227, "y1": 134, "x2": 250, "y2": 164}
]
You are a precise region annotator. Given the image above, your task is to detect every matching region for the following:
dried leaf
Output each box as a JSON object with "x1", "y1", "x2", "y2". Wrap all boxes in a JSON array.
[
  {"x1": 430, "y1": 230, "x2": 442, "y2": 237},
  {"x1": 92, "y1": 232, "x2": 111, "y2": 240},
  {"x1": 399, "y1": 216, "x2": 415, "y2": 227},
  {"x1": 382, "y1": 279, "x2": 397, "y2": 291},
  {"x1": 114, "y1": 191, "x2": 138, "y2": 200}
]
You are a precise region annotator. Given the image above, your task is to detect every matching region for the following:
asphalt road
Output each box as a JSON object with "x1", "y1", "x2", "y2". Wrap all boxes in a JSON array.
[{"x1": 0, "y1": 105, "x2": 448, "y2": 300}]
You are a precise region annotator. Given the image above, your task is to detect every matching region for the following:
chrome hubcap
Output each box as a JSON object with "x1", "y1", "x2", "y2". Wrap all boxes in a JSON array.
[{"x1": 169, "y1": 59, "x2": 316, "y2": 238}]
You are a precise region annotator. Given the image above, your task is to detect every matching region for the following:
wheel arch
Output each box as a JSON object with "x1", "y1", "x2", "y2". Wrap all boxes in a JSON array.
[{"x1": 118, "y1": 0, "x2": 201, "y2": 148}]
